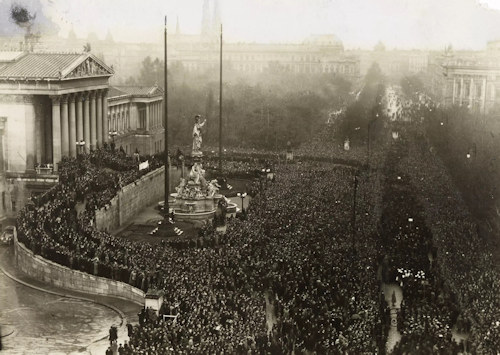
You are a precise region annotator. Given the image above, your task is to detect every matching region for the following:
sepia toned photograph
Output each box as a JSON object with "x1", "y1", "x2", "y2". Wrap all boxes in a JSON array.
[{"x1": 0, "y1": 0, "x2": 500, "y2": 353}]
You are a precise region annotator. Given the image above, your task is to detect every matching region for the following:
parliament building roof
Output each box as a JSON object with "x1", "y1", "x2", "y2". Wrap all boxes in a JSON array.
[{"x1": 0, "y1": 51, "x2": 114, "y2": 81}]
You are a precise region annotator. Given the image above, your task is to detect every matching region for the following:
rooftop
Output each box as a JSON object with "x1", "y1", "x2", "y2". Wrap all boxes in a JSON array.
[
  {"x1": 0, "y1": 52, "x2": 113, "y2": 80},
  {"x1": 109, "y1": 85, "x2": 164, "y2": 99}
]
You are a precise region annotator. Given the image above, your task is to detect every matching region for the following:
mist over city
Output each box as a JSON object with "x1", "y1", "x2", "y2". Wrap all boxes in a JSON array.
[{"x1": 0, "y1": 0, "x2": 499, "y2": 354}]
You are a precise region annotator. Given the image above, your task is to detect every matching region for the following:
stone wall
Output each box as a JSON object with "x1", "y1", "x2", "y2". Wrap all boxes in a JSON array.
[
  {"x1": 95, "y1": 166, "x2": 185, "y2": 232},
  {"x1": 95, "y1": 166, "x2": 165, "y2": 232},
  {"x1": 14, "y1": 235, "x2": 144, "y2": 304}
]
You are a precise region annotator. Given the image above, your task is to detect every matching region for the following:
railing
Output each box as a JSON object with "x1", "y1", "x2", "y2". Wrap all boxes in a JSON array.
[{"x1": 35, "y1": 164, "x2": 54, "y2": 175}]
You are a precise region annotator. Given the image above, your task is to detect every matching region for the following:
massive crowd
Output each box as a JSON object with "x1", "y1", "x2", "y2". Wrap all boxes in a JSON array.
[
  {"x1": 17, "y1": 142, "x2": 389, "y2": 353},
  {"x1": 381, "y1": 136, "x2": 462, "y2": 353},
  {"x1": 14, "y1": 86, "x2": 500, "y2": 354},
  {"x1": 398, "y1": 129, "x2": 500, "y2": 354}
]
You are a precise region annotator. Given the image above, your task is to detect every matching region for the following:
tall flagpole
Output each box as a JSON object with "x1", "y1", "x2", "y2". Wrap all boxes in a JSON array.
[
  {"x1": 218, "y1": 23, "x2": 223, "y2": 173},
  {"x1": 164, "y1": 16, "x2": 169, "y2": 213}
]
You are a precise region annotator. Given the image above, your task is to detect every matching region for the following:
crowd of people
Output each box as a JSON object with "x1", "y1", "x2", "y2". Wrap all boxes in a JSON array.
[
  {"x1": 14, "y1": 85, "x2": 500, "y2": 353},
  {"x1": 399, "y1": 129, "x2": 500, "y2": 354},
  {"x1": 381, "y1": 136, "x2": 462, "y2": 353},
  {"x1": 17, "y1": 141, "x2": 390, "y2": 352}
]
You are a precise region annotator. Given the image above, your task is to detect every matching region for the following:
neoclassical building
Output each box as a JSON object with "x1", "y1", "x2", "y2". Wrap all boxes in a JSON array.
[
  {"x1": 0, "y1": 51, "x2": 113, "y2": 225},
  {"x1": 107, "y1": 85, "x2": 164, "y2": 156},
  {"x1": 439, "y1": 56, "x2": 500, "y2": 114}
]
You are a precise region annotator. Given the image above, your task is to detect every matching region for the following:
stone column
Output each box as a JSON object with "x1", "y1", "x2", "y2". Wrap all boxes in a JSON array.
[
  {"x1": 460, "y1": 76, "x2": 464, "y2": 105},
  {"x1": 90, "y1": 91, "x2": 97, "y2": 150},
  {"x1": 76, "y1": 93, "x2": 84, "y2": 142},
  {"x1": 145, "y1": 103, "x2": 150, "y2": 131},
  {"x1": 60, "y1": 95, "x2": 69, "y2": 157},
  {"x1": 44, "y1": 106, "x2": 52, "y2": 165},
  {"x1": 452, "y1": 78, "x2": 456, "y2": 105},
  {"x1": 158, "y1": 102, "x2": 161, "y2": 128},
  {"x1": 69, "y1": 94, "x2": 77, "y2": 157},
  {"x1": 83, "y1": 92, "x2": 91, "y2": 152},
  {"x1": 118, "y1": 106, "x2": 122, "y2": 131},
  {"x1": 469, "y1": 77, "x2": 474, "y2": 109},
  {"x1": 96, "y1": 90, "x2": 103, "y2": 148},
  {"x1": 481, "y1": 77, "x2": 487, "y2": 114},
  {"x1": 110, "y1": 106, "x2": 114, "y2": 132},
  {"x1": 35, "y1": 105, "x2": 43, "y2": 166},
  {"x1": 0, "y1": 118, "x2": 5, "y2": 173},
  {"x1": 50, "y1": 95, "x2": 62, "y2": 171},
  {"x1": 24, "y1": 96, "x2": 35, "y2": 171},
  {"x1": 102, "y1": 89, "x2": 109, "y2": 144},
  {"x1": 154, "y1": 102, "x2": 158, "y2": 128},
  {"x1": 156, "y1": 102, "x2": 160, "y2": 127}
]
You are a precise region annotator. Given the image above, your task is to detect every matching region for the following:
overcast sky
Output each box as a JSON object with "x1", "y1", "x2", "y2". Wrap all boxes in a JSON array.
[{"x1": 3, "y1": 0, "x2": 500, "y2": 49}]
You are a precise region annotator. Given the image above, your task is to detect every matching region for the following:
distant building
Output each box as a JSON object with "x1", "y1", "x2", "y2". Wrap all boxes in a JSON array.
[
  {"x1": 107, "y1": 86, "x2": 164, "y2": 156},
  {"x1": 1, "y1": 0, "x2": 360, "y2": 83},
  {"x1": 0, "y1": 51, "x2": 113, "y2": 224},
  {"x1": 426, "y1": 42, "x2": 500, "y2": 114},
  {"x1": 349, "y1": 49, "x2": 430, "y2": 80},
  {"x1": 172, "y1": 34, "x2": 359, "y2": 79},
  {"x1": 440, "y1": 56, "x2": 500, "y2": 114}
]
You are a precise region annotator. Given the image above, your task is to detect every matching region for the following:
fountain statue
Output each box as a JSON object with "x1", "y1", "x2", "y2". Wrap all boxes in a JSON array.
[
  {"x1": 169, "y1": 115, "x2": 234, "y2": 221},
  {"x1": 192, "y1": 114, "x2": 205, "y2": 157}
]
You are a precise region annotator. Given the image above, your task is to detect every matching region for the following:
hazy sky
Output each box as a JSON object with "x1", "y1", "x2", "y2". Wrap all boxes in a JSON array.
[{"x1": 3, "y1": 0, "x2": 500, "y2": 49}]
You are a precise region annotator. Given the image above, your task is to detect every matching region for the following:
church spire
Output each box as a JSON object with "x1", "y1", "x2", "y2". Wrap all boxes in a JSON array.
[
  {"x1": 212, "y1": 0, "x2": 221, "y2": 35},
  {"x1": 201, "y1": 0, "x2": 210, "y2": 36}
]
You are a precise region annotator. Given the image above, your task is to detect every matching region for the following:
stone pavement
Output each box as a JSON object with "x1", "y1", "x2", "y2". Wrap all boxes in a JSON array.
[{"x1": 0, "y1": 246, "x2": 142, "y2": 354}]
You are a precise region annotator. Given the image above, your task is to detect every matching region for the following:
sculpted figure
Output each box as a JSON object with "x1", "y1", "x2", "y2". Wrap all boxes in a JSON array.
[
  {"x1": 207, "y1": 179, "x2": 220, "y2": 197},
  {"x1": 192, "y1": 115, "x2": 206, "y2": 154},
  {"x1": 189, "y1": 162, "x2": 203, "y2": 185},
  {"x1": 176, "y1": 178, "x2": 186, "y2": 196}
]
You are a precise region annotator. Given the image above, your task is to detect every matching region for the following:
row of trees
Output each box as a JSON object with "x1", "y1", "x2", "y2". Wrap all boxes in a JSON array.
[
  {"x1": 126, "y1": 56, "x2": 355, "y2": 150},
  {"x1": 336, "y1": 62, "x2": 387, "y2": 143}
]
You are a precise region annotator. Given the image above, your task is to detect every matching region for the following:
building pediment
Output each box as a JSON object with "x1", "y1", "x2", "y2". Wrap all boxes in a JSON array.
[
  {"x1": 0, "y1": 52, "x2": 113, "y2": 81},
  {"x1": 63, "y1": 54, "x2": 114, "y2": 79}
]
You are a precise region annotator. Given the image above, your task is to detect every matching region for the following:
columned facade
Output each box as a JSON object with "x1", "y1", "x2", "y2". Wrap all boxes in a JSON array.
[
  {"x1": 0, "y1": 52, "x2": 113, "y2": 222},
  {"x1": 107, "y1": 85, "x2": 164, "y2": 156},
  {"x1": 42, "y1": 90, "x2": 114, "y2": 167},
  {"x1": 442, "y1": 59, "x2": 500, "y2": 114}
]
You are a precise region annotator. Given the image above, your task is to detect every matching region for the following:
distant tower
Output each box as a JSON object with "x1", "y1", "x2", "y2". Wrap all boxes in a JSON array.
[
  {"x1": 176, "y1": 16, "x2": 180, "y2": 35},
  {"x1": 201, "y1": 0, "x2": 211, "y2": 36},
  {"x1": 105, "y1": 29, "x2": 114, "y2": 43},
  {"x1": 212, "y1": 0, "x2": 221, "y2": 34}
]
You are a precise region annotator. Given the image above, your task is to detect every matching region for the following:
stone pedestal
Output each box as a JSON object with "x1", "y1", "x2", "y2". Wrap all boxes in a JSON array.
[{"x1": 169, "y1": 193, "x2": 224, "y2": 222}]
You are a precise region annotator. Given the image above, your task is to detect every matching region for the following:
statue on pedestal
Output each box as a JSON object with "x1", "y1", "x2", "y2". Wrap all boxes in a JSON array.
[
  {"x1": 192, "y1": 115, "x2": 206, "y2": 156},
  {"x1": 173, "y1": 114, "x2": 220, "y2": 202}
]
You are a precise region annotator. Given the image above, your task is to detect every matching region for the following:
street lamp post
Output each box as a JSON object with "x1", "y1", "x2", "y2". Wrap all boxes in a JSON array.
[
  {"x1": 351, "y1": 172, "x2": 359, "y2": 252},
  {"x1": 76, "y1": 140, "x2": 85, "y2": 156},
  {"x1": 109, "y1": 130, "x2": 118, "y2": 149},
  {"x1": 237, "y1": 192, "x2": 247, "y2": 213},
  {"x1": 262, "y1": 168, "x2": 271, "y2": 188}
]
